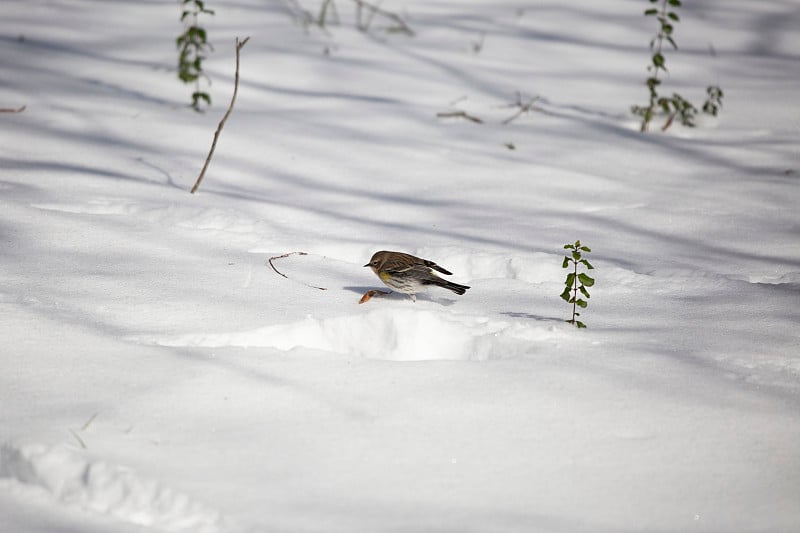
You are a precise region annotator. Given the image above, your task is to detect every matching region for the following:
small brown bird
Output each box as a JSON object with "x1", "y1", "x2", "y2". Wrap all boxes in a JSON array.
[{"x1": 364, "y1": 251, "x2": 470, "y2": 301}]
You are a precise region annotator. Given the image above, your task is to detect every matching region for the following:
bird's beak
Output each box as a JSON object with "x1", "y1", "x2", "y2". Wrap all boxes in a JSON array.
[{"x1": 363, "y1": 263, "x2": 370, "y2": 267}]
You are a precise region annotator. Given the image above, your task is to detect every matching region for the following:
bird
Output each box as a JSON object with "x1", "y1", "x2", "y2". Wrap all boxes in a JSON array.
[{"x1": 364, "y1": 251, "x2": 470, "y2": 302}]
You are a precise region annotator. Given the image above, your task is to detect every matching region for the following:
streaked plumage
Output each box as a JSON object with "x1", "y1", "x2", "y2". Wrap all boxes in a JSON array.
[{"x1": 364, "y1": 251, "x2": 470, "y2": 301}]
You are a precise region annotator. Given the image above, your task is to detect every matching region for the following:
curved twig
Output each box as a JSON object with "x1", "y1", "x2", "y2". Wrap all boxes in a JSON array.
[{"x1": 268, "y1": 252, "x2": 327, "y2": 291}]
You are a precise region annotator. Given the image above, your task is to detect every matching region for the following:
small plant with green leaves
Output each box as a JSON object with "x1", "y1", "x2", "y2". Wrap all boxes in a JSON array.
[
  {"x1": 177, "y1": 0, "x2": 214, "y2": 111},
  {"x1": 631, "y1": 0, "x2": 723, "y2": 132},
  {"x1": 702, "y1": 85, "x2": 724, "y2": 117},
  {"x1": 560, "y1": 241, "x2": 594, "y2": 328}
]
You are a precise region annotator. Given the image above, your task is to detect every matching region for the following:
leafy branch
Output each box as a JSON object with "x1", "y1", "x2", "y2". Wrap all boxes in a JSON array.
[
  {"x1": 631, "y1": 0, "x2": 723, "y2": 132},
  {"x1": 560, "y1": 240, "x2": 594, "y2": 328},
  {"x1": 177, "y1": 0, "x2": 215, "y2": 111}
]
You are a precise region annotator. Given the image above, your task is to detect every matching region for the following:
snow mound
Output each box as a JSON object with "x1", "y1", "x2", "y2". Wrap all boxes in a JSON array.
[
  {"x1": 0, "y1": 443, "x2": 227, "y2": 533},
  {"x1": 415, "y1": 249, "x2": 563, "y2": 284},
  {"x1": 145, "y1": 308, "x2": 565, "y2": 361},
  {"x1": 744, "y1": 271, "x2": 800, "y2": 286}
]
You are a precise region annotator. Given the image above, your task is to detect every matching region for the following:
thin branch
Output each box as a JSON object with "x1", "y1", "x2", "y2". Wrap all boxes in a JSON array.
[
  {"x1": 318, "y1": 0, "x2": 339, "y2": 27},
  {"x1": 81, "y1": 412, "x2": 100, "y2": 431},
  {"x1": 0, "y1": 105, "x2": 26, "y2": 113},
  {"x1": 190, "y1": 36, "x2": 250, "y2": 194},
  {"x1": 69, "y1": 429, "x2": 87, "y2": 449},
  {"x1": 501, "y1": 92, "x2": 541, "y2": 124},
  {"x1": 436, "y1": 110, "x2": 483, "y2": 124},
  {"x1": 268, "y1": 252, "x2": 327, "y2": 291}
]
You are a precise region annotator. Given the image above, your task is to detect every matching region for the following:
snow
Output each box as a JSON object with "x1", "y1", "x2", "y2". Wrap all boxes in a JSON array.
[{"x1": 1, "y1": 0, "x2": 799, "y2": 531}]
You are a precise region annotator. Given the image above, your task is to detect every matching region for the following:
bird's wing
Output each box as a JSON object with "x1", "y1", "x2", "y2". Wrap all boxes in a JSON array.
[{"x1": 422, "y1": 259, "x2": 452, "y2": 276}]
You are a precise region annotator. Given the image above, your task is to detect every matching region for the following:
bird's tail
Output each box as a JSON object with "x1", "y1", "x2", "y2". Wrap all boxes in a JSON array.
[{"x1": 425, "y1": 278, "x2": 470, "y2": 295}]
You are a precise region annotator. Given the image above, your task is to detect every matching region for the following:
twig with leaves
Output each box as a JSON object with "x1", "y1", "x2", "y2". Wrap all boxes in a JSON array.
[
  {"x1": 190, "y1": 36, "x2": 249, "y2": 194},
  {"x1": 631, "y1": 0, "x2": 723, "y2": 132},
  {"x1": 177, "y1": 0, "x2": 215, "y2": 111},
  {"x1": 560, "y1": 240, "x2": 595, "y2": 328}
]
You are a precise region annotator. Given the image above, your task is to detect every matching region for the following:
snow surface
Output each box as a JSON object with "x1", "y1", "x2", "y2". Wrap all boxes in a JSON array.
[{"x1": 1, "y1": 0, "x2": 799, "y2": 531}]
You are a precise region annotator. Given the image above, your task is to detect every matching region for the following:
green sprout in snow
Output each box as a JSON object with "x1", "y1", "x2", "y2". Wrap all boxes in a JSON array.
[{"x1": 560, "y1": 240, "x2": 594, "y2": 328}]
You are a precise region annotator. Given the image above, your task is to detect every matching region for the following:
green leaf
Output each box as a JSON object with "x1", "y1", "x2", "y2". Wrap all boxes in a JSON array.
[
  {"x1": 581, "y1": 259, "x2": 594, "y2": 270},
  {"x1": 667, "y1": 12, "x2": 679, "y2": 21},
  {"x1": 572, "y1": 250, "x2": 581, "y2": 261},
  {"x1": 579, "y1": 285, "x2": 590, "y2": 299},
  {"x1": 644, "y1": 8, "x2": 658, "y2": 15},
  {"x1": 579, "y1": 246, "x2": 591, "y2": 252},
  {"x1": 666, "y1": 36, "x2": 678, "y2": 50},
  {"x1": 652, "y1": 53, "x2": 665, "y2": 69},
  {"x1": 578, "y1": 273, "x2": 595, "y2": 287},
  {"x1": 564, "y1": 244, "x2": 574, "y2": 250},
  {"x1": 646, "y1": 76, "x2": 661, "y2": 89},
  {"x1": 560, "y1": 287, "x2": 572, "y2": 302},
  {"x1": 576, "y1": 321, "x2": 587, "y2": 328},
  {"x1": 576, "y1": 299, "x2": 588, "y2": 309},
  {"x1": 565, "y1": 273, "x2": 575, "y2": 288},
  {"x1": 668, "y1": 0, "x2": 682, "y2": 6},
  {"x1": 562, "y1": 257, "x2": 570, "y2": 268},
  {"x1": 193, "y1": 91, "x2": 211, "y2": 105}
]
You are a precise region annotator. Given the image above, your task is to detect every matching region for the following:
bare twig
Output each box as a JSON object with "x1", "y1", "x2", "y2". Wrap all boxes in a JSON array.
[
  {"x1": 661, "y1": 111, "x2": 676, "y2": 132},
  {"x1": 501, "y1": 92, "x2": 541, "y2": 124},
  {"x1": 352, "y1": 0, "x2": 414, "y2": 35},
  {"x1": 190, "y1": 36, "x2": 250, "y2": 194},
  {"x1": 81, "y1": 412, "x2": 100, "y2": 431},
  {"x1": 436, "y1": 110, "x2": 484, "y2": 124},
  {"x1": 0, "y1": 105, "x2": 26, "y2": 113},
  {"x1": 318, "y1": 0, "x2": 339, "y2": 27},
  {"x1": 268, "y1": 252, "x2": 327, "y2": 291},
  {"x1": 69, "y1": 429, "x2": 87, "y2": 449}
]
